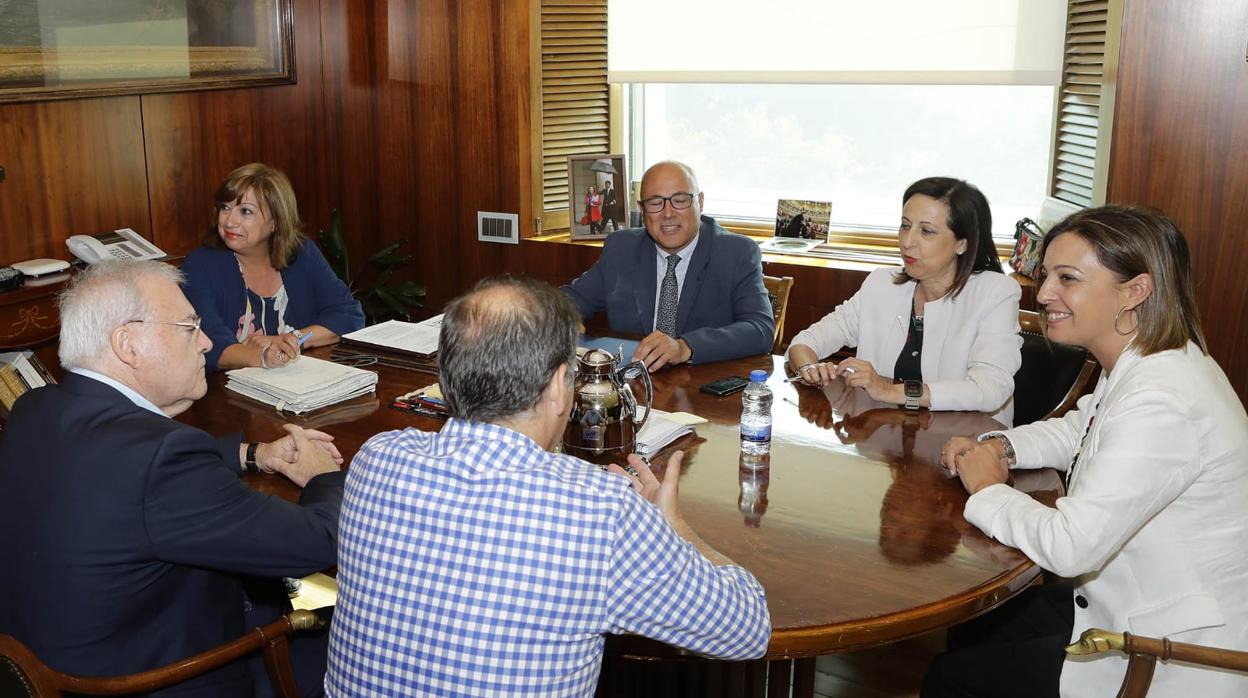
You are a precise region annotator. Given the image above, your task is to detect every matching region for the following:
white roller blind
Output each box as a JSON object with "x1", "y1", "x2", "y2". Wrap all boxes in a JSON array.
[{"x1": 609, "y1": 0, "x2": 1066, "y2": 85}]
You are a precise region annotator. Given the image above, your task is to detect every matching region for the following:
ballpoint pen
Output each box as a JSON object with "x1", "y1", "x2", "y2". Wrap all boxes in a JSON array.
[{"x1": 297, "y1": 330, "x2": 314, "y2": 347}]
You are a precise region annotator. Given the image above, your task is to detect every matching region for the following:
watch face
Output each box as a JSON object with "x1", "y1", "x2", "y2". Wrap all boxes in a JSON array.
[{"x1": 904, "y1": 381, "x2": 922, "y2": 398}]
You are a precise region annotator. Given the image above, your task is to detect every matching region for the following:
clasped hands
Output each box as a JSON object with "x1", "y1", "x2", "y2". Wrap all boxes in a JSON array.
[
  {"x1": 940, "y1": 435, "x2": 1011, "y2": 495},
  {"x1": 251, "y1": 425, "x2": 344, "y2": 487},
  {"x1": 245, "y1": 332, "x2": 302, "y2": 369},
  {"x1": 796, "y1": 358, "x2": 894, "y2": 403}
]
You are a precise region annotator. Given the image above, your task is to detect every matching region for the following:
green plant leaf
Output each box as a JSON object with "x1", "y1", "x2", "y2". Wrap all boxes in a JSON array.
[
  {"x1": 375, "y1": 287, "x2": 412, "y2": 321},
  {"x1": 318, "y1": 209, "x2": 351, "y2": 285}
]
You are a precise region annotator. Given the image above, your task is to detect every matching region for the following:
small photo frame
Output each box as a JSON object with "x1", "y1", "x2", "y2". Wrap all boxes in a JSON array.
[
  {"x1": 774, "y1": 199, "x2": 833, "y2": 242},
  {"x1": 568, "y1": 154, "x2": 628, "y2": 241}
]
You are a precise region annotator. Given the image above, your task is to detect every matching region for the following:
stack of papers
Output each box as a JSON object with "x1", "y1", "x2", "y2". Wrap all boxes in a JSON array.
[
  {"x1": 225, "y1": 356, "x2": 378, "y2": 414},
  {"x1": 636, "y1": 408, "x2": 707, "y2": 457},
  {"x1": 336, "y1": 315, "x2": 443, "y2": 373},
  {"x1": 342, "y1": 315, "x2": 442, "y2": 356}
]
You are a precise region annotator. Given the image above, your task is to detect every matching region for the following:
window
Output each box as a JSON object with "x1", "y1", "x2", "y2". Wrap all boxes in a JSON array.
[
  {"x1": 628, "y1": 82, "x2": 1056, "y2": 241},
  {"x1": 531, "y1": 1, "x2": 1117, "y2": 246}
]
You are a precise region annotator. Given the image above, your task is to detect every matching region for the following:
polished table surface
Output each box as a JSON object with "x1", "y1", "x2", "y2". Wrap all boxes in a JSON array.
[{"x1": 178, "y1": 349, "x2": 1060, "y2": 661}]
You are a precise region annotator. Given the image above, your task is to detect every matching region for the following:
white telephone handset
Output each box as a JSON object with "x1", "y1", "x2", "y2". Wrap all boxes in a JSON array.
[{"x1": 67, "y1": 228, "x2": 167, "y2": 264}]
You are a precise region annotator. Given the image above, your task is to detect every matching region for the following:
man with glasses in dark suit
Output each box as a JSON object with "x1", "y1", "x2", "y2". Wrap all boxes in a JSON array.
[
  {"x1": 563, "y1": 160, "x2": 774, "y2": 370},
  {"x1": 0, "y1": 260, "x2": 344, "y2": 696}
]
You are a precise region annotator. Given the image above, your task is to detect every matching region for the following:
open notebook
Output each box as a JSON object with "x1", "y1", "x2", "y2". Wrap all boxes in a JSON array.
[
  {"x1": 225, "y1": 356, "x2": 378, "y2": 414},
  {"x1": 635, "y1": 408, "x2": 707, "y2": 457}
]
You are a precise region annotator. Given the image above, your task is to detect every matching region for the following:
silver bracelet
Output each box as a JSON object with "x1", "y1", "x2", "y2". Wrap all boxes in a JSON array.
[
  {"x1": 796, "y1": 362, "x2": 817, "y2": 373},
  {"x1": 259, "y1": 344, "x2": 272, "y2": 369}
]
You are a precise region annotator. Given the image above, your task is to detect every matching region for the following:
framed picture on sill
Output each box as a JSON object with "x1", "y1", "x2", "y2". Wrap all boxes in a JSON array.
[
  {"x1": 0, "y1": 0, "x2": 295, "y2": 104},
  {"x1": 567, "y1": 154, "x2": 628, "y2": 241},
  {"x1": 774, "y1": 198, "x2": 833, "y2": 242}
]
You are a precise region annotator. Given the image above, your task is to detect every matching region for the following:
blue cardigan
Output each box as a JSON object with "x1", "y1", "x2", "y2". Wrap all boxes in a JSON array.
[{"x1": 183, "y1": 241, "x2": 365, "y2": 371}]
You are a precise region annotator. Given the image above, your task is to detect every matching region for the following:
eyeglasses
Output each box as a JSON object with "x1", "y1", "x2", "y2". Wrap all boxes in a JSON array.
[
  {"x1": 127, "y1": 315, "x2": 203, "y2": 335},
  {"x1": 639, "y1": 192, "x2": 697, "y2": 214}
]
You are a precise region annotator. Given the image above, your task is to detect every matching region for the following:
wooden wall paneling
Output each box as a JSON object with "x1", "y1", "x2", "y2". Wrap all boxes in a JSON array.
[
  {"x1": 442, "y1": 0, "x2": 532, "y2": 302},
  {"x1": 317, "y1": 0, "x2": 425, "y2": 314},
  {"x1": 0, "y1": 97, "x2": 149, "y2": 264},
  {"x1": 1107, "y1": 0, "x2": 1248, "y2": 400},
  {"x1": 140, "y1": 0, "x2": 331, "y2": 259},
  {"x1": 409, "y1": 0, "x2": 464, "y2": 311}
]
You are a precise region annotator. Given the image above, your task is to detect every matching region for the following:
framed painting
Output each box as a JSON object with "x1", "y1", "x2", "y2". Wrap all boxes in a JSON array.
[
  {"x1": 0, "y1": 0, "x2": 295, "y2": 103},
  {"x1": 567, "y1": 153, "x2": 628, "y2": 241}
]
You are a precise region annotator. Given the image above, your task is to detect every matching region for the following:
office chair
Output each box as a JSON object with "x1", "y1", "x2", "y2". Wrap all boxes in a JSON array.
[
  {"x1": 0, "y1": 608, "x2": 327, "y2": 697},
  {"x1": 1067, "y1": 627, "x2": 1248, "y2": 697},
  {"x1": 1013, "y1": 309, "x2": 1098, "y2": 426},
  {"x1": 763, "y1": 275, "x2": 795, "y2": 355}
]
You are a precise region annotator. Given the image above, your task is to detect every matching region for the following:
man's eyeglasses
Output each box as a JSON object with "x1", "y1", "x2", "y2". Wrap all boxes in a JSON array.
[
  {"x1": 639, "y1": 192, "x2": 697, "y2": 214},
  {"x1": 127, "y1": 316, "x2": 203, "y2": 335}
]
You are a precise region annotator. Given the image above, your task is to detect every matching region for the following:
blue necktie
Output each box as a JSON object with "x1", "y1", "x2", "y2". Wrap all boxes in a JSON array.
[{"x1": 656, "y1": 254, "x2": 680, "y2": 335}]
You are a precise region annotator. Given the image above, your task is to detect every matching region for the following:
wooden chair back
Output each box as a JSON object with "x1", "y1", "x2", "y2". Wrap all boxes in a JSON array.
[
  {"x1": 763, "y1": 275, "x2": 795, "y2": 355},
  {"x1": 0, "y1": 609, "x2": 326, "y2": 697},
  {"x1": 1014, "y1": 309, "x2": 1099, "y2": 425},
  {"x1": 1067, "y1": 627, "x2": 1248, "y2": 697}
]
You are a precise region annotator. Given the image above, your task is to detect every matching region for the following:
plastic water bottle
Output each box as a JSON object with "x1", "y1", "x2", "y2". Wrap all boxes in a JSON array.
[{"x1": 740, "y1": 369, "x2": 773, "y2": 456}]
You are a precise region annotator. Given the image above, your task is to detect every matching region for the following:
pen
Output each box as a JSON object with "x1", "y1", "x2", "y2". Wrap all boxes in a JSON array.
[
  {"x1": 783, "y1": 366, "x2": 855, "y2": 382},
  {"x1": 297, "y1": 330, "x2": 314, "y2": 347}
]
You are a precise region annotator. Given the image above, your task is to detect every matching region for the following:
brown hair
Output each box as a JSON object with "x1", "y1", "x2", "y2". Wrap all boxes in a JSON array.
[
  {"x1": 893, "y1": 177, "x2": 1002, "y2": 298},
  {"x1": 1041, "y1": 205, "x2": 1206, "y2": 355},
  {"x1": 205, "y1": 163, "x2": 304, "y2": 269}
]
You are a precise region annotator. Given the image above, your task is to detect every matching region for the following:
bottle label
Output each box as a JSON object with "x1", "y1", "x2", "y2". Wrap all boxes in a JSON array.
[{"x1": 741, "y1": 423, "x2": 771, "y2": 442}]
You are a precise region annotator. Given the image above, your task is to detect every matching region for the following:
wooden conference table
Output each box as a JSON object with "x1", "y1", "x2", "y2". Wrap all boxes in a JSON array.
[{"x1": 178, "y1": 349, "x2": 1060, "y2": 695}]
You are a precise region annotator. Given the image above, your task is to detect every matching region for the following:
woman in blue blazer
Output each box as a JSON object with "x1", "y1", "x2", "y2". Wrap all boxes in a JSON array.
[
  {"x1": 183, "y1": 163, "x2": 364, "y2": 371},
  {"x1": 786, "y1": 177, "x2": 1022, "y2": 423}
]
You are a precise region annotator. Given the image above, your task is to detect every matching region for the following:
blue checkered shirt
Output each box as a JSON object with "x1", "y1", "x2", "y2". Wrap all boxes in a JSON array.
[{"x1": 326, "y1": 419, "x2": 770, "y2": 697}]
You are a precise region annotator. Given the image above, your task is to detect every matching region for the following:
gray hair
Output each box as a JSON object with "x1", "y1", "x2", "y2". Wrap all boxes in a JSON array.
[
  {"x1": 438, "y1": 275, "x2": 580, "y2": 424},
  {"x1": 58, "y1": 260, "x2": 184, "y2": 370}
]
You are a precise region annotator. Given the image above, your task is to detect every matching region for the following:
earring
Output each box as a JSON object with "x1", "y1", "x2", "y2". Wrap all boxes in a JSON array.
[{"x1": 1113, "y1": 306, "x2": 1138, "y2": 336}]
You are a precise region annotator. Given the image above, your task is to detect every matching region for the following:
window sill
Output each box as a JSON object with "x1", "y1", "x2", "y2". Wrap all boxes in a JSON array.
[{"x1": 526, "y1": 229, "x2": 895, "y2": 274}]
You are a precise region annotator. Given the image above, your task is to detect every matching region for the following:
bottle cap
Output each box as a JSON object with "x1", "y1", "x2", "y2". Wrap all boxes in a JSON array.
[{"x1": 749, "y1": 369, "x2": 768, "y2": 382}]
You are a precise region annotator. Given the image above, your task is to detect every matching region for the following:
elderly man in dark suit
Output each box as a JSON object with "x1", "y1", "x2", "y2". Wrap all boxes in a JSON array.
[
  {"x1": 0, "y1": 260, "x2": 343, "y2": 697},
  {"x1": 562, "y1": 161, "x2": 775, "y2": 370}
]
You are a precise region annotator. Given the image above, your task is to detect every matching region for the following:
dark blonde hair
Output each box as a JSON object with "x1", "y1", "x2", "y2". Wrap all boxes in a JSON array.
[
  {"x1": 206, "y1": 163, "x2": 304, "y2": 269},
  {"x1": 1041, "y1": 205, "x2": 1206, "y2": 355},
  {"x1": 893, "y1": 177, "x2": 1002, "y2": 298}
]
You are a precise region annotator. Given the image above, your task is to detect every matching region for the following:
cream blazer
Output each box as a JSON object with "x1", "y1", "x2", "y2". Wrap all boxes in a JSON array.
[
  {"x1": 788, "y1": 268, "x2": 1022, "y2": 424},
  {"x1": 968, "y1": 343, "x2": 1248, "y2": 697}
]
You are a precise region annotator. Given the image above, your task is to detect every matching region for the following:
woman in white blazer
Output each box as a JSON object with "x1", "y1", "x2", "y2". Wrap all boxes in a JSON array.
[
  {"x1": 926, "y1": 206, "x2": 1248, "y2": 698},
  {"x1": 786, "y1": 177, "x2": 1022, "y2": 424}
]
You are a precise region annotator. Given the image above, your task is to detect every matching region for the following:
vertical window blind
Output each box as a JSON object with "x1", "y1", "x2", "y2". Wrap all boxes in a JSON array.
[
  {"x1": 1051, "y1": 0, "x2": 1114, "y2": 207},
  {"x1": 534, "y1": 0, "x2": 610, "y2": 227}
]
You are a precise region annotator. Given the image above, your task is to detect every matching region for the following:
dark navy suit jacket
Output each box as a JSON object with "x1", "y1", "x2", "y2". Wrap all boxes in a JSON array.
[
  {"x1": 0, "y1": 373, "x2": 343, "y2": 696},
  {"x1": 562, "y1": 216, "x2": 774, "y2": 363}
]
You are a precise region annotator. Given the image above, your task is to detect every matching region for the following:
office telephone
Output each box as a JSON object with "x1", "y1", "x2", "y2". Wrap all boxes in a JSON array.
[{"x1": 66, "y1": 228, "x2": 167, "y2": 264}]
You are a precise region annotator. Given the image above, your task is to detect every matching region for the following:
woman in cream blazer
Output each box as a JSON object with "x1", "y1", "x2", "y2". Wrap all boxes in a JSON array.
[
  {"x1": 928, "y1": 206, "x2": 1248, "y2": 698},
  {"x1": 787, "y1": 177, "x2": 1022, "y2": 424}
]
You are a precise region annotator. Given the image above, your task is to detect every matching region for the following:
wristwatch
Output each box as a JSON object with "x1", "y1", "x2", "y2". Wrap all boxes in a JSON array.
[
  {"x1": 977, "y1": 432, "x2": 1017, "y2": 465},
  {"x1": 903, "y1": 380, "x2": 922, "y2": 410}
]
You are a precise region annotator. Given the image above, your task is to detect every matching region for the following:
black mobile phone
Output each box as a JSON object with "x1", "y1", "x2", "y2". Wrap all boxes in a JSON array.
[{"x1": 699, "y1": 375, "x2": 749, "y2": 397}]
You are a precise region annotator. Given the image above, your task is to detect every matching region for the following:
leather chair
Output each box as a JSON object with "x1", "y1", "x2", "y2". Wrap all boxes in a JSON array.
[
  {"x1": 1066, "y1": 627, "x2": 1248, "y2": 697},
  {"x1": 1013, "y1": 309, "x2": 1098, "y2": 426},
  {"x1": 0, "y1": 608, "x2": 327, "y2": 697},
  {"x1": 763, "y1": 275, "x2": 795, "y2": 355}
]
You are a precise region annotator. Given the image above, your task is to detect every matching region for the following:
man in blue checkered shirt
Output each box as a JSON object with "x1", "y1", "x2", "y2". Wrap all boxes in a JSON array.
[{"x1": 326, "y1": 276, "x2": 771, "y2": 697}]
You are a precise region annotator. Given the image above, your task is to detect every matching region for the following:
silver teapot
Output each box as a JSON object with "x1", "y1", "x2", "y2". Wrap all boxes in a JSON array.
[{"x1": 563, "y1": 347, "x2": 652, "y2": 459}]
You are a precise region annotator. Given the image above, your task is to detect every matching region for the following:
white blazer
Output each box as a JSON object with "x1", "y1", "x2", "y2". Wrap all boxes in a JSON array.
[
  {"x1": 787, "y1": 268, "x2": 1022, "y2": 424},
  {"x1": 967, "y1": 343, "x2": 1248, "y2": 697}
]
